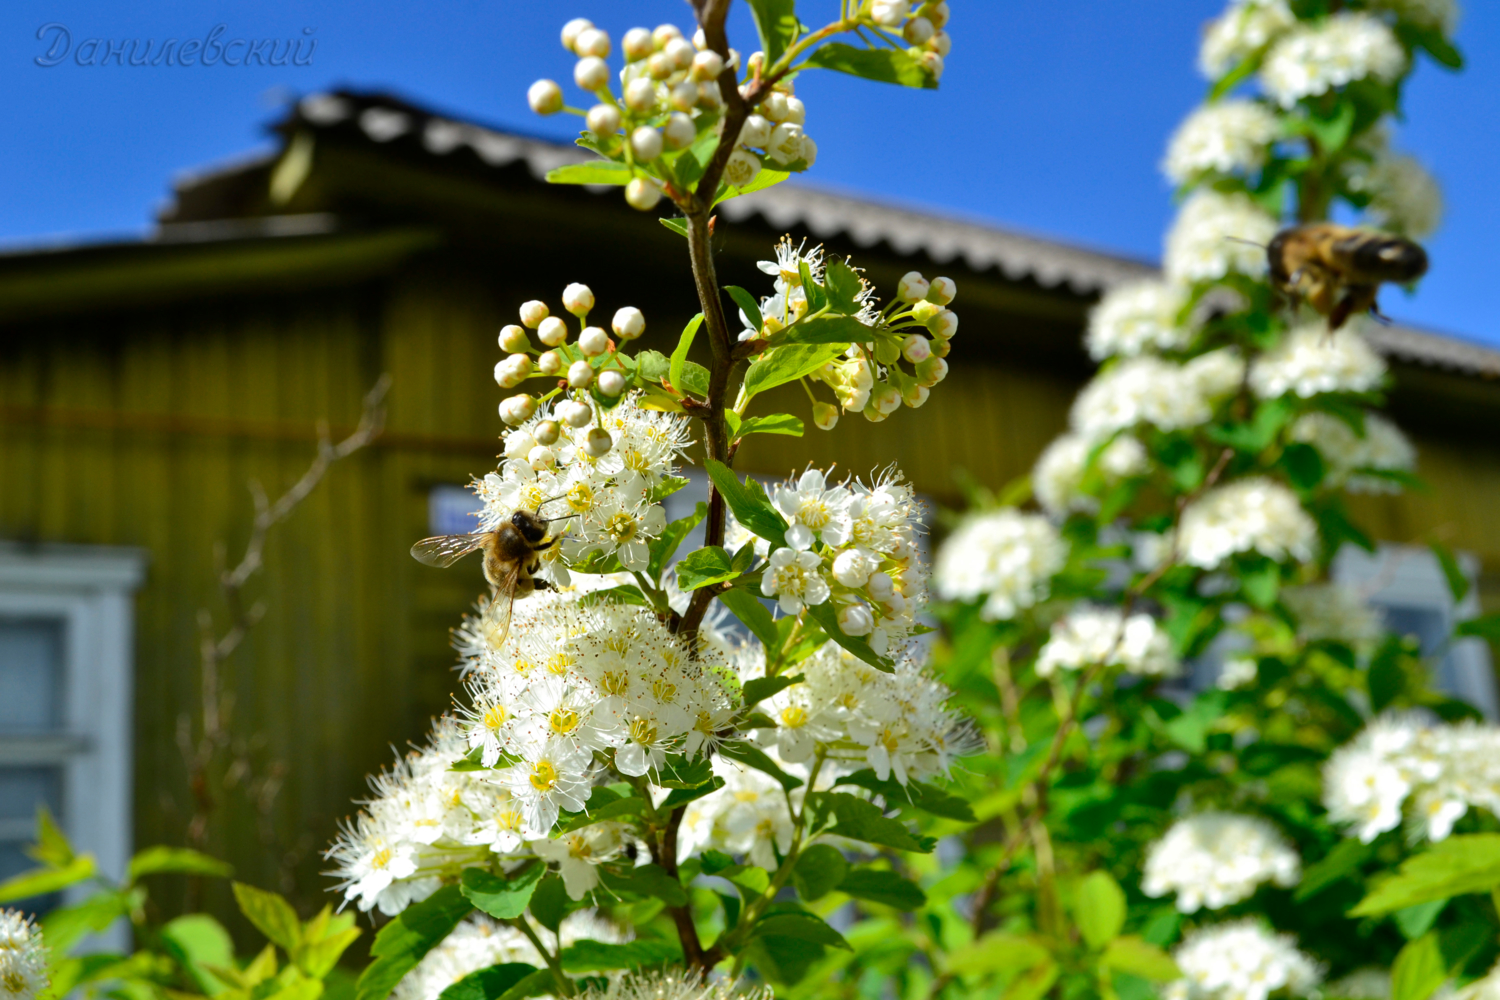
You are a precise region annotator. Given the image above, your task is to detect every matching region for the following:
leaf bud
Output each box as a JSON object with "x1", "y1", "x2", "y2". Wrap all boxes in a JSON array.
[
  {"x1": 504, "y1": 431, "x2": 536, "y2": 460},
  {"x1": 652, "y1": 24, "x2": 683, "y2": 50},
  {"x1": 812, "y1": 401, "x2": 839, "y2": 431},
  {"x1": 723, "y1": 149, "x2": 762, "y2": 188},
  {"x1": 902, "y1": 334, "x2": 931, "y2": 364},
  {"x1": 897, "y1": 271, "x2": 930, "y2": 302},
  {"x1": 837, "y1": 601, "x2": 875, "y2": 636},
  {"x1": 533, "y1": 419, "x2": 561, "y2": 445},
  {"x1": 738, "y1": 114, "x2": 773, "y2": 148},
  {"x1": 647, "y1": 52, "x2": 675, "y2": 80},
  {"x1": 625, "y1": 177, "x2": 663, "y2": 210},
  {"x1": 562, "y1": 283, "x2": 595, "y2": 317},
  {"x1": 783, "y1": 96, "x2": 807, "y2": 126},
  {"x1": 663, "y1": 113, "x2": 695, "y2": 150},
  {"x1": 928, "y1": 30, "x2": 952, "y2": 57},
  {"x1": 567, "y1": 360, "x2": 595, "y2": 389},
  {"x1": 623, "y1": 27, "x2": 653, "y2": 61},
  {"x1": 583, "y1": 427, "x2": 614, "y2": 457},
  {"x1": 871, "y1": 0, "x2": 911, "y2": 28},
  {"x1": 631, "y1": 126, "x2": 664, "y2": 161},
  {"x1": 561, "y1": 400, "x2": 595, "y2": 428},
  {"x1": 528, "y1": 445, "x2": 558, "y2": 470},
  {"x1": 561, "y1": 18, "x2": 594, "y2": 53},
  {"x1": 690, "y1": 50, "x2": 724, "y2": 81},
  {"x1": 499, "y1": 394, "x2": 537, "y2": 425},
  {"x1": 573, "y1": 57, "x2": 611, "y2": 93},
  {"x1": 578, "y1": 326, "x2": 611, "y2": 356},
  {"x1": 574, "y1": 28, "x2": 610, "y2": 59},
  {"x1": 927, "y1": 275, "x2": 957, "y2": 305},
  {"x1": 538, "y1": 316, "x2": 570, "y2": 347},
  {"x1": 930, "y1": 309, "x2": 958, "y2": 339},
  {"x1": 519, "y1": 300, "x2": 549, "y2": 328},
  {"x1": 587, "y1": 103, "x2": 622, "y2": 137},
  {"x1": 538, "y1": 350, "x2": 564, "y2": 376},
  {"x1": 874, "y1": 337, "x2": 901, "y2": 366},
  {"x1": 612, "y1": 306, "x2": 646, "y2": 340},
  {"x1": 527, "y1": 79, "x2": 564, "y2": 115},
  {"x1": 915, "y1": 356, "x2": 949, "y2": 386},
  {"x1": 902, "y1": 383, "x2": 930, "y2": 408},
  {"x1": 904, "y1": 16, "x2": 935, "y2": 44},
  {"x1": 597, "y1": 370, "x2": 626, "y2": 397},
  {"x1": 624, "y1": 78, "x2": 658, "y2": 113}
]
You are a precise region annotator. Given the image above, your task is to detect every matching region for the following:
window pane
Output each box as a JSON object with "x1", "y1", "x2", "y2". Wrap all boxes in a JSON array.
[
  {"x1": 0, "y1": 619, "x2": 64, "y2": 733},
  {"x1": 1378, "y1": 603, "x2": 1467, "y2": 700},
  {"x1": 0, "y1": 768, "x2": 63, "y2": 915}
]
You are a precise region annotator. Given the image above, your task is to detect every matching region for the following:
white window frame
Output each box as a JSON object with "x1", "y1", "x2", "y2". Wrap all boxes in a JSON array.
[
  {"x1": 1333, "y1": 543, "x2": 1496, "y2": 719},
  {"x1": 0, "y1": 543, "x2": 145, "y2": 948}
]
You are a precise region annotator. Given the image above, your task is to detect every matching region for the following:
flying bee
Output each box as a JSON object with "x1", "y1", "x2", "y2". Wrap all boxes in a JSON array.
[
  {"x1": 411, "y1": 506, "x2": 569, "y2": 646},
  {"x1": 1266, "y1": 223, "x2": 1428, "y2": 330}
]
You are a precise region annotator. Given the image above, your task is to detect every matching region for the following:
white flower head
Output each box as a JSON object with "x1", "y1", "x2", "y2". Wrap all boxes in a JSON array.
[
  {"x1": 1170, "y1": 920, "x2": 1323, "y2": 1000},
  {"x1": 1033, "y1": 433, "x2": 1149, "y2": 517},
  {"x1": 1282, "y1": 582, "x2": 1385, "y2": 647},
  {"x1": 1352, "y1": 153, "x2": 1444, "y2": 238},
  {"x1": 1288, "y1": 411, "x2": 1414, "y2": 493},
  {"x1": 1261, "y1": 13, "x2": 1407, "y2": 108},
  {"x1": 1200, "y1": 0, "x2": 1298, "y2": 80},
  {"x1": 1086, "y1": 280, "x2": 1192, "y2": 359},
  {"x1": 530, "y1": 823, "x2": 624, "y2": 899},
  {"x1": 1163, "y1": 100, "x2": 1281, "y2": 184},
  {"x1": 761, "y1": 547, "x2": 831, "y2": 613},
  {"x1": 1036, "y1": 606, "x2": 1180, "y2": 679},
  {"x1": 1250, "y1": 322, "x2": 1387, "y2": 399},
  {"x1": 934, "y1": 509, "x2": 1066, "y2": 621},
  {"x1": 1177, "y1": 477, "x2": 1318, "y2": 569},
  {"x1": 395, "y1": 912, "x2": 625, "y2": 1000},
  {"x1": 581, "y1": 971, "x2": 773, "y2": 1000},
  {"x1": 774, "y1": 469, "x2": 853, "y2": 550},
  {"x1": 1165, "y1": 190, "x2": 1278, "y2": 285},
  {"x1": 0, "y1": 911, "x2": 47, "y2": 1000},
  {"x1": 1142, "y1": 812, "x2": 1301, "y2": 912},
  {"x1": 1070, "y1": 350, "x2": 1246, "y2": 440}
]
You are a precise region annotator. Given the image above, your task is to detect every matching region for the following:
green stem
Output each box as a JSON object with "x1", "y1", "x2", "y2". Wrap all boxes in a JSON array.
[{"x1": 510, "y1": 915, "x2": 574, "y2": 997}]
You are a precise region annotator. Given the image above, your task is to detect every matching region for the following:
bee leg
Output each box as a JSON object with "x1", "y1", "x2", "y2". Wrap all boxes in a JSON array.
[
  {"x1": 532, "y1": 579, "x2": 557, "y2": 592},
  {"x1": 1368, "y1": 300, "x2": 1394, "y2": 326}
]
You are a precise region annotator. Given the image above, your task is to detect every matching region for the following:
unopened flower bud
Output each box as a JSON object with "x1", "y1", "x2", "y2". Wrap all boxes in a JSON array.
[
  {"x1": 612, "y1": 306, "x2": 646, "y2": 340},
  {"x1": 928, "y1": 2, "x2": 950, "y2": 29},
  {"x1": 669, "y1": 81, "x2": 699, "y2": 112},
  {"x1": 698, "y1": 81, "x2": 724, "y2": 108},
  {"x1": 505, "y1": 431, "x2": 536, "y2": 460},
  {"x1": 527, "y1": 79, "x2": 564, "y2": 115},
  {"x1": 538, "y1": 350, "x2": 564, "y2": 375},
  {"x1": 766, "y1": 123, "x2": 805, "y2": 165},
  {"x1": 528, "y1": 445, "x2": 557, "y2": 470},
  {"x1": 902, "y1": 334, "x2": 931, "y2": 363},
  {"x1": 498, "y1": 324, "x2": 529, "y2": 353},
  {"x1": 904, "y1": 16, "x2": 935, "y2": 44},
  {"x1": 561, "y1": 400, "x2": 594, "y2": 428},
  {"x1": 723, "y1": 148, "x2": 762, "y2": 188},
  {"x1": 597, "y1": 370, "x2": 626, "y2": 397},
  {"x1": 930, "y1": 309, "x2": 958, "y2": 339},
  {"x1": 538, "y1": 316, "x2": 569, "y2": 347},
  {"x1": 574, "y1": 57, "x2": 611, "y2": 92},
  {"x1": 499, "y1": 394, "x2": 537, "y2": 425},
  {"x1": 574, "y1": 28, "x2": 610, "y2": 58},
  {"x1": 664, "y1": 37, "x2": 694, "y2": 69},
  {"x1": 783, "y1": 96, "x2": 807, "y2": 126},
  {"x1": 690, "y1": 49, "x2": 724, "y2": 81},
  {"x1": 927, "y1": 275, "x2": 957, "y2": 305},
  {"x1": 872, "y1": 383, "x2": 902, "y2": 415},
  {"x1": 915, "y1": 356, "x2": 949, "y2": 386},
  {"x1": 653, "y1": 24, "x2": 684, "y2": 50},
  {"x1": 692, "y1": 27, "x2": 708, "y2": 50},
  {"x1": 813, "y1": 401, "x2": 839, "y2": 430},
  {"x1": 647, "y1": 52, "x2": 675, "y2": 80},
  {"x1": 863, "y1": 404, "x2": 889, "y2": 423},
  {"x1": 587, "y1": 103, "x2": 622, "y2": 137},
  {"x1": 578, "y1": 326, "x2": 610, "y2": 356},
  {"x1": 499, "y1": 353, "x2": 533, "y2": 386},
  {"x1": 930, "y1": 336, "x2": 951, "y2": 358},
  {"x1": 838, "y1": 602, "x2": 875, "y2": 636},
  {"x1": 663, "y1": 113, "x2": 695, "y2": 150},
  {"x1": 928, "y1": 30, "x2": 951, "y2": 57},
  {"x1": 920, "y1": 50, "x2": 945, "y2": 80},
  {"x1": 519, "y1": 300, "x2": 549, "y2": 328},
  {"x1": 583, "y1": 427, "x2": 614, "y2": 457},
  {"x1": 867, "y1": 571, "x2": 896, "y2": 600},
  {"x1": 533, "y1": 419, "x2": 561, "y2": 445},
  {"x1": 898, "y1": 271, "x2": 930, "y2": 302},
  {"x1": 562, "y1": 283, "x2": 595, "y2": 317},
  {"x1": 624, "y1": 78, "x2": 658, "y2": 113},
  {"x1": 739, "y1": 114, "x2": 773, "y2": 148},
  {"x1": 625, "y1": 177, "x2": 663, "y2": 210},
  {"x1": 561, "y1": 18, "x2": 594, "y2": 53},
  {"x1": 747, "y1": 51, "x2": 765, "y2": 77},
  {"x1": 884, "y1": 591, "x2": 909, "y2": 616},
  {"x1": 762, "y1": 91, "x2": 790, "y2": 122},
  {"x1": 799, "y1": 135, "x2": 818, "y2": 167},
  {"x1": 567, "y1": 360, "x2": 595, "y2": 388},
  {"x1": 833, "y1": 549, "x2": 874, "y2": 588},
  {"x1": 871, "y1": 0, "x2": 911, "y2": 28},
  {"x1": 631, "y1": 126, "x2": 664, "y2": 160},
  {"x1": 903, "y1": 383, "x2": 930, "y2": 408},
  {"x1": 623, "y1": 27, "x2": 653, "y2": 61},
  {"x1": 493, "y1": 359, "x2": 518, "y2": 388},
  {"x1": 910, "y1": 300, "x2": 943, "y2": 323}
]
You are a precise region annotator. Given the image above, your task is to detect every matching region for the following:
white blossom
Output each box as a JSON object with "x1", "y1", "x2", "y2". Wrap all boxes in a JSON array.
[
  {"x1": 934, "y1": 510, "x2": 1066, "y2": 621},
  {"x1": 1282, "y1": 582, "x2": 1385, "y2": 647},
  {"x1": 1167, "y1": 920, "x2": 1323, "y2": 1000},
  {"x1": 1177, "y1": 477, "x2": 1318, "y2": 569},
  {"x1": 1163, "y1": 100, "x2": 1281, "y2": 184},
  {"x1": 1070, "y1": 350, "x2": 1246, "y2": 440},
  {"x1": 678, "y1": 756, "x2": 796, "y2": 869},
  {"x1": 1165, "y1": 190, "x2": 1278, "y2": 285},
  {"x1": 1288, "y1": 411, "x2": 1414, "y2": 493},
  {"x1": 0, "y1": 912, "x2": 47, "y2": 1000},
  {"x1": 761, "y1": 548, "x2": 830, "y2": 614},
  {"x1": 1033, "y1": 433, "x2": 1149, "y2": 517},
  {"x1": 1353, "y1": 153, "x2": 1444, "y2": 239},
  {"x1": 1036, "y1": 606, "x2": 1180, "y2": 679},
  {"x1": 394, "y1": 913, "x2": 625, "y2": 1000},
  {"x1": 1249, "y1": 323, "x2": 1387, "y2": 399},
  {"x1": 1142, "y1": 813, "x2": 1301, "y2": 912},
  {"x1": 774, "y1": 469, "x2": 853, "y2": 550},
  {"x1": 581, "y1": 971, "x2": 773, "y2": 1000},
  {"x1": 1200, "y1": 0, "x2": 1297, "y2": 80},
  {"x1": 1261, "y1": 13, "x2": 1406, "y2": 108},
  {"x1": 1086, "y1": 280, "x2": 1192, "y2": 359}
]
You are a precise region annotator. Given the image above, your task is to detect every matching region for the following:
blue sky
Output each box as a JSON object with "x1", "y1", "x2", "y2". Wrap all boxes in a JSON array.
[{"x1": 3, "y1": 2, "x2": 1495, "y2": 346}]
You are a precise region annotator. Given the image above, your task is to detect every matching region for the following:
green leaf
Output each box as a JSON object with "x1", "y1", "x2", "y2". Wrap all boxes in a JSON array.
[
  {"x1": 1208, "y1": 55, "x2": 1260, "y2": 101},
  {"x1": 713, "y1": 168, "x2": 789, "y2": 205},
  {"x1": 804, "y1": 601, "x2": 895, "y2": 673},
  {"x1": 1241, "y1": 562, "x2": 1280, "y2": 610},
  {"x1": 129, "y1": 845, "x2": 233, "y2": 883},
  {"x1": 527, "y1": 874, "x2": 567, "y2": 933},
  {"x1": 718, "y1": 590, "x2": 778, "y2": 650},
  {"x1": 658, "y1": 777, "x2": 725, "y2": 811},
  {"x1": 676, "y1": 546, "x2": 737, "y2": 591},
  {"x1": 0, "y1": 854, "x2": 95, "y2": 903},
  {"x1": 1429, "y1": 542, "x2": 1470, "y2": 603},
  {"x1": 722, "y1": 864, "x2": 771, "y2": 899},
  {"x1": 750, "y1": 913, "x2": 852, "y2": 951},
  {"x1": 233, "y1": 882, "x2": 302, "y2": 952},
  {"x1": 160, "y1": 914, "x2": 236, "y2": 995},
  {"x1": 559, "y1": 940, "x2": 682, "y2": 972},
  {"x1": 596, "y1": 864, "x2": 687, "y2": 907},
  {"x1": 821, "y1": 793, "x2": 933, "y2": 853},
  {"x1": 743, "y1": 342, "x2": 849, "y2": 400},
  {"x1": 803, "y1": 43, "x2": 938, "y2": 89},
  {"x1": 1295, "y1": 838, "x2": 1374, "y2": 901},
  {"x1": 545, "y1": 161, "x2": 631, "y2": 185},
  {"x1": 656, "y1": 755, "x2": 715, "y2": 789},
  {"x1": 791, "y1": 845, "x2": 848, "y2": 902},
  {"x1": 297, "y1": 926, "x2": 361, "y2": 979},
  {"x1": 718, "y1": 741, "x2": 803, "y2": 792},
  {"x1": 703, "y1": 460, "x2": 788, "y2": 548},
  {"x1": 1281, "y1": 442, "x2": 1325, "y2": 491},
  {"x1": 1302, "y1": 101, "x2": 1356, "y2": 154},
  {"x1": 741, "y1": 674, "x2": 801, "y2": 710},
  {"x1": 1394, "y1": 900, "x2": 1448, "y2": 941},
  {"x1": 436, "y1": 963, "x2": 539, "y2": 1000},
  {"x1": 28, "y1": 807, "x2": 74, "y2": 868},
  {"x1": 649, "y1": 503, "x2": 707, "y2": 578},
  {"x1": 833, "y1": 769, "x2": 975, "y2": 822},
  {"x1": 1101, "y1": 937, "x2": 1182, "y2": 981},
  {"x1": 560, "y1": 794, "x2": 646, "y2": 832},
  {"x1": 837, "y1": 868, "x2": 925, "y2": 911},
  {"x1": 460, "y1": 864, "x2": 544, "y2": 920},
  {"x1": 1163, "y1": 690, "x2": 1226, "y2": 754},
  {"x1": 659, "y1": 218, "x2": 688, "y2": 238},
  {"x1": 944, "y1": 932, "x2": 1050, "y2": 976},
  {"x1": 823, "y1": 259, "x2": 864, "y2": 314},
  {"x1": 354, "y1": 884, "x2": 473, "y2": 1000},
  {"x1": 1369, "y1": 636, "x2": 1408, "y2": 713},
  {"x1": 737, "y1": 413, "x2": 804, "y2": 439},
  {"x1": 495, "y1": 970, "x2": 556, "y2": 1000},
  {"x1": 725, "y1": 286, "x2": 764, "y2": 334},
  {"x1": 778, "y1": 313, "x2": 870, "y2": 346},
  {"x1": 798, "y1": 261, "x2": 827, "y2": 313},
  {"x1": 746, "y1": 0, "x2": 799, "y2": 63},
  {"x1": 1392, "y1": 933, "x2": 1446, "y2": 1000},
  {"x1": 1075, "y1": 871, "x2": 1127, "y2": 949},
  {"x1": 1456, "y1": 614, "x2": 1500, "y2": 642},
  {"x1": 43, "y1": 889, "x2": 136, "y2": 954},
  {"x1": 669, "y1": 314, "x2": 704, "y2": 398},
  {"x1": 1351, "y1": 834, "x2": 1500, "y2": 916}
]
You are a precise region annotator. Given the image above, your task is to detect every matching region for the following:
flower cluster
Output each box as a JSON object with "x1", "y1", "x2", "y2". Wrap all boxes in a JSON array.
[
  {"x1": 582, "y1": 972, "x2": 773, "y2": 1000},
  {"x1": 1164, "y1": 190, "x2": 1278, "y2": 285},
  {"x1": 1199, "y1": 0, "x2": 1297, "y2": 80},
  {"x1": 1248, "y1": 322, "x2": 1387, "y2": 400},
  {"x1": 1033, "y1": 433, "x2": 1148, "y2": 517},
  {"x1": 1162, "y1": 100, "x2": 1280, "y2": 185},
  {"x1": 678, "y1": 756, "x2": 798, "y2": 870},
  {"x1": 1349, "y1": 151, "x2": 1444, "y2": 239},
  {"x1": 934, "y1": 509, "x2": 1067, "y2": 621},
  {"x1": 1176, "y1": 477, "x2": 1318, "y2": 570},
  {"x1": 1324, "y1": 713, "x2": 1500, "y2": 843},
  {"x1": 1085, "y1": 280, "x2": 1191, "y2": 360},
  {"x1": 394, "y1": 912, "x2": 624, "y2": 1000},
  {"x1": 1035, "y1": 606, "x2": 1180, "y2": 679},
  {"x1": 1165, "y1": 921, "x2": 1323, "y2": 1000},
  {"x1": 1288, "y1": 411, "x2": 1415, "y2": 493},
  {"x1": 0, "y1": 911, "x2": 46, "y2": 1000},
  {"x1": 1071, "y1": 350, "x2": 1245, "y2": 440},
  {"x1": 1281, "y1": 582, "x2": 1386, "y2": 647},
  {"x1": 1142, "y1": 813, "x2": 1301, "y2": 912},
  {"x1": 753, "y1": 468, "x2": 927, "y2": 655},
  {"x1": 1260, "y1": 13, "x2": 1406, "y2": 108}
]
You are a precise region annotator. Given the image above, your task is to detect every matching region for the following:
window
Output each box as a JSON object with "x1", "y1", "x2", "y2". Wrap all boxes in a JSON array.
[
  {"x1": 1333, "y1": 544, "x2": 1497, "y2": 719},
  {"x1": 0, "y1": 544, "x2": 145, "y2": 946}
]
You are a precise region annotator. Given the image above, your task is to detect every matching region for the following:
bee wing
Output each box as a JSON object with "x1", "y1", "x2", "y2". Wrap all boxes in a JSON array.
[
  {"x1": 487, "y1": 560, "x2": 525, "y2": 648},
  {"x1": 410, "y1": 534, "x2": 487, "y2": 568}
]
